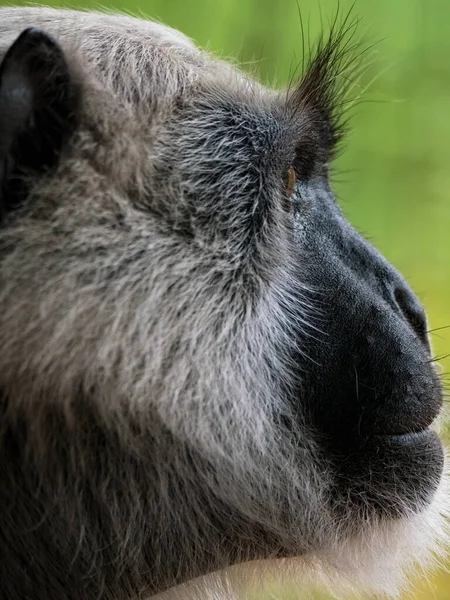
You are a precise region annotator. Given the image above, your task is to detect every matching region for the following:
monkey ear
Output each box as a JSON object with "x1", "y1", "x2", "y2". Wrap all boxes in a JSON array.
[{"x1": 0, "y1": 28, "x2": 77, "y2": 213}]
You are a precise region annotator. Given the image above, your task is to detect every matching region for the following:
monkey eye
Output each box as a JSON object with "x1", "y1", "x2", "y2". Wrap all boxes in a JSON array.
[{"x1": 283, "y1": 167, "x2": 296, "y2": 200}]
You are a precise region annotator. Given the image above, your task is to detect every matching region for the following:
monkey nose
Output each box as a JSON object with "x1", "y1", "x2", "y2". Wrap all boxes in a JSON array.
[{"x1": 393, "y1": 285, "x2": 430, "y2": 350}]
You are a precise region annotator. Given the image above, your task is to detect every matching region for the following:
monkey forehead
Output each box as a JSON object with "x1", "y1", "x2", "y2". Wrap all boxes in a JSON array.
[
  {"x1": 0, "y1": 7, "x2": 254, "y2": 106},
  {"x1": 0, "y1": 7, "x2": 196, "y2": 53},
  {"x1": 0, "y1": 6, "x2": 279, "y2": 187}
]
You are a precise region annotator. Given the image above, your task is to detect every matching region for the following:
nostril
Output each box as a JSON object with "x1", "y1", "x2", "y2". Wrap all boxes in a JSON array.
[{"x1": 393, "y1": 287, "x2": 429, "y2": 348}]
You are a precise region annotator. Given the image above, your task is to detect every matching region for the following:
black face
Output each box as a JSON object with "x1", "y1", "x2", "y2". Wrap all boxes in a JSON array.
[{"x1": 293, "y1": 176, "x2": 443, "y2": 515}]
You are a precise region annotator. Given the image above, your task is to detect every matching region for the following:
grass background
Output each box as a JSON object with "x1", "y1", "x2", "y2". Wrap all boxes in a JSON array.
[{"x1": 1, "y1": 0, "x2": 449, "y2": 597}]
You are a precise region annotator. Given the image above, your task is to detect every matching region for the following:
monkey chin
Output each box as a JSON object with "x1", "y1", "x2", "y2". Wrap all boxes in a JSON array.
[
  {"x1": 153, "y1": 453, "x2": 450, "y2": 600},
  {"x1": 303, "y1": 465, "x2": 450, "y2": 598}
]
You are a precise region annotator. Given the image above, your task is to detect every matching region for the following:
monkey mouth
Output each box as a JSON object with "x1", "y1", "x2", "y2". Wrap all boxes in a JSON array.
[
  {"x1": 370, "y1": 405, "x2": 443, "y2": 449},
  {"x1": 375, "y1": 427, "x2": 439, "y2": 447},
  {"x1": 364, "y1": 379, "x2": 444, "y2": 443},
  {"x1": 374, "y1": 406, "x2": 442, "y2": 438}
]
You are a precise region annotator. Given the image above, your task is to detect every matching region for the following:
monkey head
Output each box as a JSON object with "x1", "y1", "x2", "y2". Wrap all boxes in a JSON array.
[{"x1": 0, "y1": 8, "x2": 447, "y2": 600}]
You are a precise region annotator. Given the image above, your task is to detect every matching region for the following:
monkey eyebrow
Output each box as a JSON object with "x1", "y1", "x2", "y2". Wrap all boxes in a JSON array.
[{"x1": 284, "y1": 11, "x2": 364, "y2": 165}]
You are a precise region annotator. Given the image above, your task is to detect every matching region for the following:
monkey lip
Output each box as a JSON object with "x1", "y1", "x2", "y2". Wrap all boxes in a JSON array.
[
  {"x1": 368, "y1": 387, "x2": 443, "y2": 440},
  {"x1": 374, "y1": 426, "x2": 440, "y2": 447}
]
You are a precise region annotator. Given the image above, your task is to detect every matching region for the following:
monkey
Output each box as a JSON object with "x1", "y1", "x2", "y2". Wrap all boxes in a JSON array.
[{"x1": 0, "y1": 6, "x2": 448, "y2": 600}]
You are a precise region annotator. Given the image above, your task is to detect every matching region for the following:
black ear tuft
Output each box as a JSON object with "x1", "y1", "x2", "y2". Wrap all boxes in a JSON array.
[{"x1": 0, "y1": 28, "x2": 77, "y2": 216}]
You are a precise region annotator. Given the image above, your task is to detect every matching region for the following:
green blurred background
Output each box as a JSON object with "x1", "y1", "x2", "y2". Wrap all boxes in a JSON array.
[{"x1": 2, "y1": 0, "x2": 449, "y2": 597}]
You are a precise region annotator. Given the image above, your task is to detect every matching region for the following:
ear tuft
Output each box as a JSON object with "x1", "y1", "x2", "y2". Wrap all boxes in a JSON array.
[{"x1": 0, "y1": 27, "x2": 77, "y2": 215}]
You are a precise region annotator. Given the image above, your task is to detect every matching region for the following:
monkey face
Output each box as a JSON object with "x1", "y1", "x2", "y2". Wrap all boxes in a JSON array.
[
  {"x1": 295, "y1": 178, "x2": 444, "y2": 515},
  {"x1": 0, "y1": 8, "x2": 447, "y2": 600}
]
